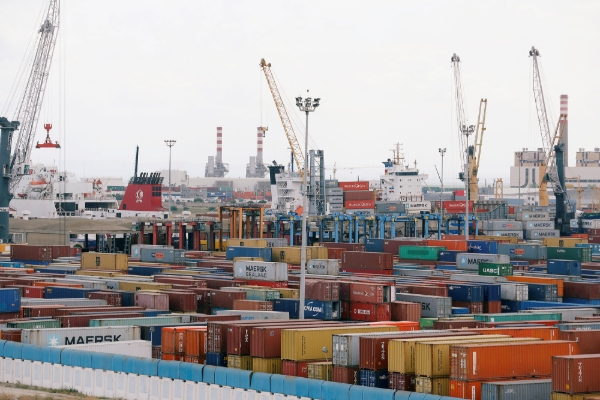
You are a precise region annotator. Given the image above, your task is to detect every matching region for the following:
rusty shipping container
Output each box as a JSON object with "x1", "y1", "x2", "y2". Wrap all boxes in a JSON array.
[
  {"x1": 552, "y1": 355, "x2": 600, "y2": 394},
  {"x1": 306, "y1": 281, "x2": 340, "y2": 301},
  {"x1": 232, "y1": 300, "x2": 273, "y2": 311},
  {"x1": 564, "y1": 281, "x2": 600, "y2": 300},
  {"x1": 210, "y1": 290, "x2": 247, "y2": 309},
  {"x1": 332, "y1": 366, "x2": 360, "y2": 384},
  {"x1": 58, "y1": 312, "x2": 144, "y2": 328},
  {"x1": 0, "y1": 329, "x2": 22, "y2": 342},
  {"x1": 390, "y1": 302, "x2": 421, "y2": 322},
  {"x1": 184, "y1": 328, "x2": 207, "y2": 358},
  {"x1": 349, "y1": 283, "x2": 392, "y2": 304},
  {"x1": 162, "y1": 291, "x2": 197, "y2": 312},
  {"x1": 341, "y1": 252, "x2": 393, "y2": 270},
  {"x1": 88, "y1": 291, "x2": 122, "y2": 307},
  {"x1": 558, "y1": 330, "x2": 600, "y2": 354},
  {"x1": 282, "y1": 359, "x2": 323, "y2": 378},
  {"x1": 389, "y1": 372, "x2": 415, "y2": 391},
  {"x1": 134, "y1": 292, "x2": 169, "y2": 310},
  {"x1": 350, "y1": 302, "x2": 390, "y2": 322},
  {"x1": 451, "y1": 341, "x2": 579, "y2": 380}
]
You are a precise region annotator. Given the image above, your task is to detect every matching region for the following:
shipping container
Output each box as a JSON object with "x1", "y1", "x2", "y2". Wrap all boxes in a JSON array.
[
  {"x1": 89, "y1": 315, "x2": 183, "y2": 327},
  {"x1": 6, "y1": 319, "x2": 61, "y2": 329},
  {"x1": 306, "y1": 281, "x2": 340, "y2": 301},
  {"x1": 162, "y1": 291, "x2": 197, "y2": 312},
  {"x1": 350, "y1": 302, "x2": 390, "y2": 322},
  {"x1": 232, "y1": 260, "x2": 288, "y2": 281},
  {"x1": 87, "y1": 291, "x2": 122, "y2": 306},
  {"x1": 552, "y1": 354, "x2": 600, "y2": 394},
  {"x1": 544, "y1": 238, "x2": 588, "y2": 248},
  {"x1": 474, "y1": 312, "x2": 561, "y2": 323},
  {"x1": 215, "y1": 310, "x2": 289, "y2": 320},
  {"x1": 253, "y1": 357, "x2": 282, "y2": 374},
  {"x1": 0, "y1": 288, "x2": 20, "y2": 312},
  {"x1": 360, "y1": 369, "x2": 389, "y2": 388},
  {"x1": 396, "y1": 293, "x2": 452, "y2": 318},
  {"x1": 391, "y1": 301, "x2": 421, "y2": 322},
  {"x1": 399, "y1": 246, "x2": 444, "y2": 261},
  {"x1": 558, "y1": 330, "x2": 600, "y2": 354},
  {"x1": 130, "y1": 244, "x2": 173, "y2": 258},
  {"x1": 548, "y1": 259, "x2": 582, "y2": 276},
  {"x1": 341, "y1": 251, "x2": 393, "y2": 270},
  {"x1": 415, "y1": 377, "x2": 449, "y2": 396},
  {"x1": 339, "y1": 181, "x2": 369, "y2": 191},
  {"x1": 307, "y1": 259, "x2": 340, "y2": 275},
  {"x1": 564, "y1": 281, "x2": 600, "y2": 300},
  {"x1": 225, "y1": 239, "x2": 268, "y2": 248},
  {"x1": 21, "y1": 325, "x2": 141, "y2": 346},
  {"x1": 233, "y1": 300, "x2": 273, "y2": 311},
  {"x1": 55, "y1": 339, "x2": 152, "y2": 358},
  {"x1": 139, "y1": 248, "x2": 186, "y2": 264},
  {"x1": 270, "y1": 246, "x2": 328, "y2": 263},
  {"x1": 498, "y1": 244, "x2": 547, "y2": 260},
  {"x1": 547, "y1": 247, "x2": 592, "y2": 262},
  {"x1": 447, "y1": 284, "x2": 484, "y2": 302},
  {"x1": 44, "y1": 287, "x2": 98, "y2": 299},
  {"x1": 525, "y1": 229, "x2": 561, "y2": 239},
  {"x1": 388, "y1": 372, "x2": 415, "y2": 391},
  {"x1": 333, "y1": 366, "x2": 360, "y2": 384},
  {"x1": 499, "y1": 283, "x2": 529, "y2": 301},
  {"x1": 481, "y1": 379, "x2": 552, "y2": 400},
  {"x1": 528, "y1": 284, "x2": 559, "y2": 302},
  {"x1": 81, "y1": 253, "x2": 128, "y2": 270},
  {"x1": 226, "y1": 246, "x2": 272, "y2": 261},
  {"x1": 307, "y1": 362, "x2": 333, "y2": 381},
  {"x1": 228, "y1": 355, "x2": 252, "y2": 370},
  {"x1": 485, "y1": 231, "x2": 524, "y2": 239},
  {"x1": 479, "y1": 263, "x2": 513, "y2": 276},
  {"x1": 134, "y1": 292, "x2": 170, "y2": 310},
  {"x1": 58, "y1": 312, "x2": 145, "y2": 328},
  {"x1": 118, "y1": 281, "x2": 173, "y2": 292}
]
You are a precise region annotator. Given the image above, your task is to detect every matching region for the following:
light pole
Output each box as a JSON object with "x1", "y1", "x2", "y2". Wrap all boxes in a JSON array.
[
  {"x1": 296, "y1": 90, "x2": 320, "y2": 319},
  {"x1": 462, "y1": 125, "x2": 475, "y2": 239},
  {"x1": 518, "y1": 149, "x2": 524, "y2": 203},
  {"x1": 439, "y1": 148, "x2": 446, "y2": 231},
  {"x1": 165, "y1": 140, "x2": 176, "y2": 216}
]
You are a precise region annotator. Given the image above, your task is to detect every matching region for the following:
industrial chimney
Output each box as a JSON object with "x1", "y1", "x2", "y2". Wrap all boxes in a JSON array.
[
  {"x1": 205, "y1": 127, "x2": 229, "y2": 177},
  {"x1": 246, "y1": 127, "x2": 268, "y2": 178}
]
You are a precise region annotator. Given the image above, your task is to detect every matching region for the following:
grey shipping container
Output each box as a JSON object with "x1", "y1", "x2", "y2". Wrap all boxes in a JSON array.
[
  {"x1": 485, "y1": 230, "x2": 524, "y2": 239},
  {"x1": 330, "y1": 204, "x2": 344, "y2": 212},
  {"x1": 22, "y1": 326, "x2": 141, "y2": 347},
  {"x1": 139, "y1": 248, "x2": 186, "y2": 264},
  {"x1": 481, "y1": 379, "x2": 551, "y2": 400},
  {"x1": 325, "y1": 181, "x2": 340, "y2": 189},
  {"x1": 456, "y1": 253, "x2": 511, "y2": 271},
  {"x1": 448, "y1": 274, "x2": 508, "y2": 284},
  {"x1": 265, "y1": 238, "x2": 289, "y2": 247},
  {"x1": 19, "y1": 298, "x2": 108, "y2": 307},
  {"x1": 481, "y1": 220, "x2": 523, "y2": 231},
  {"x1": 375, "y1": 202, "x2": 407, "y2": 214},
  {"x1": 498, "y1": 244, "x2": 547, "y2": 260},
  {"x1": 328, "y1": 196, "x2": 344, "y2": 204},
  {"x1": 395, "y1": 294, "x2": 452, "y2": 318},
  {"x1": 516, "y1": 212, "x2": 551, "y2": 221},
  {"x1": 525, "y1": 221, "x2": 555, "y2": 230},
  {"x1": 500, "y1": 283, "x2": 529, "y2": 301},
  {"x1": 215, "y1": 310, "x2": 289, "y2": 320},
  {"x1": 131, "y1": 244, "x2": 173, "y2": 258},
  {"x1": 521, "y1": 308, "x2": 598, "y2": 321},
  {"x1": 524, "y1": 230, "x2": 560, "y2": 239}
]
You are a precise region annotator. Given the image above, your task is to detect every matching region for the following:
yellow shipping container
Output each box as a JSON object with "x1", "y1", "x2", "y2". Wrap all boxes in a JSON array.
[
  {"x1": 226, "y1": 239, "x2": 268, "y2": 248},
  {"x1": 415, "y1": 336, "x2": 540, "y2": 377},
  {"x1": 75, "y1": 270, "x2": 125, "y2": 277},
  {"x1": 281, "y1": 326, "x2": 397, "y2": 361},
  {"x1": 81, "y1": 252, "x2": 128, "y2": 270},
  {"x1": 278, "y1": 288, "x2": 300, "y2": 299},
  {"x1": 228, "y1": 355, "x2": 252, "y2": 370},
  {"x1": 543, "y1": 237, "x2": 587, "y2": 247},
  {"x1": 0, "y1": 244, "x2": 10, "y2": 253},
  {"x1": 388, "y1": 335, "x2": 500, "y2": 374},
  {"x1": 117, "y1": 281, "x2": 173, "y2": 291},
  {"x1": 270, "y1": 246, "x2": 328, "y2": 264},
  {"x1": 551, "y1": 394, "x2": 600, "y2": 400},
  {"x1": 475, "y1": 235, "x2": 519, "y2": 244},
  {"x1": 307, "y1": 362, "x2": 332, "y2": 381},
  {"x1": 252, "y1": 358, "x2": 282, "y2": 374},
  {"x1": 416, "y1": 377, "x2": 450, "y2": 396},
  {"x1": 232, "y1": 257, "x2": 264, "y2": 263}
]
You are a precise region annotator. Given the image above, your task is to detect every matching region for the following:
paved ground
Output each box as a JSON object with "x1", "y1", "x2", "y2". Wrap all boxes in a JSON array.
[{"x1": 0, "y1": 383, "x2": 101, "y2": 399}]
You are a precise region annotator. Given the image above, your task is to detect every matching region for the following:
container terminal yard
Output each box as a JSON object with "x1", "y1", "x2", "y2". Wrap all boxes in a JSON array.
[{"x1": 1, "y1": 2, "x2": 600, "y2": 400}]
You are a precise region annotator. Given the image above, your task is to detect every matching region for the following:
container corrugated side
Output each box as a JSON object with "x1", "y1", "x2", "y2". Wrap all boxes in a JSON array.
[
  {"x1": 481, "y1": 379, "x2": 551, "y2": 400},
  {"x1": 89, "y1": 316, "x2": 183, "y2": 327},
  {"x1": 281, "y1": 326, "x2": 397, "y2": 361},
  {"x1": 22, "y1": 326, "x2": 141, "y2": 347},
  {"x1": 55, "y1": 339, "x2": 152, "y2": 358},
  {"x1": 81, "y1": 253, "x2": 128, "y2": 270},
  {"x1": 552, "y1": 355, "x2": 600, "y2": 394}
]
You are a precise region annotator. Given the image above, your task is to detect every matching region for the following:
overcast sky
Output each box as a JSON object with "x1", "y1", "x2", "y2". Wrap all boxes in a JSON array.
[{"x1": 1, "y1": 1, "x2": 599, "y2": 187}]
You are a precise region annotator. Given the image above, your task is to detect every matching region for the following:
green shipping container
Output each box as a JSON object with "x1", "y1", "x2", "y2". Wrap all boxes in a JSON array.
[
  {"x1": 6, "y1": 319, "x2": 61, "y2": 329},
  {"x1": 479, "y1": 262, "x2": 513, "y2": 277},
  {"x1": 420, "y1": 317, "x2": 438, "y2": 329},
  {"x1": 241, "y1": 288, "x2": 281, "y2": 301},
  {"x1": 546, "y1": 247, "x2": 592, "y2": 262},
  {"x1": 89, "y1": 316, "x2": 183, "y2": 327},
  {"x1": 399, "y1": 246, "x2": 446, "y2": 261},
  {"x1": 474, "y1": 313, "x2": 561, "y2": 322}
]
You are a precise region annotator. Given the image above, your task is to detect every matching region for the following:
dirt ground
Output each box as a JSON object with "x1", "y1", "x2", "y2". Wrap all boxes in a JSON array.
[{"x1": 0, "y1": 383, "x2": 104, "y2": 400}]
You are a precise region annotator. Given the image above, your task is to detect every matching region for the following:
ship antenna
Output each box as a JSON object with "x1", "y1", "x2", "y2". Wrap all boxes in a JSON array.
[{"x1": 134, "y1": 146, "x2": 139, "y2": 178}]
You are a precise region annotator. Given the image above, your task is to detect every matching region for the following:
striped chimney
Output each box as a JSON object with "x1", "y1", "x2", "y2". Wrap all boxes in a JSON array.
[
  {"x1": 560, "y1": 95, "x2": 568, "y2": 166},
  {"x1": 257, "y1": 127, "x2": 263, "y2": 164},
  {"x1": 216, "y1": 127, "x2": 223, "y2": 164}
]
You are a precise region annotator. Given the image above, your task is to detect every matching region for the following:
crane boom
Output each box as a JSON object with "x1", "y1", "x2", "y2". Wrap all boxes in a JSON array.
[
  {"x1": 259, "y1": 59, "x2": 305, "y2": 178},
  {"x1": 9, "y1": 0, "x2": 60, "y2": 193},
  {"x1": 468, "y1": 99, "x2": 487, "y2": 200},
  {"x1": 451, "y1": 54, "x2": 468, "y2": 171}
]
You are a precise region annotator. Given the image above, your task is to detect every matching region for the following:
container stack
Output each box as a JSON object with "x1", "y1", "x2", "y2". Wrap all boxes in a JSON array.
[
  {"x1": 521, "y1": 212, "x2": 559, "y2": 239},
  {"x1": 552, "y1": 355, "x2": 600, "y2": 399},
  {"x1": 339, "y1": 181, "x2": 374, "y2": 214},
  {"x1": 326, "y1": 185, "x2": 344, "y2": 213},
  {"x1": 481, "y1": 220, "x2": 524, "y2": 240}
]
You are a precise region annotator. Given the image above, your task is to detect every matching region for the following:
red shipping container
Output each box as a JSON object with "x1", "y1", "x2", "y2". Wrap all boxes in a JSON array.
[
  {"x1": 451, "y1": 341, "x2": 579, "y2": 380},
  {"x1": 210, "y1": 290, "x2": 247, "y2": 309},
  {"x1": 58, "y1": 312, "x2": 144, "y2": 328},
  {"x1": 0, "y1": 313, "x2": 21, "y2": 322},
  {"x1": 435, "y1": 200, "x2": 474, "y2": 213},
  {"x1": 0, "y1": 329, "x2": 22, "y2": 343},
  {"x1": 343, "y1": 191, "x2": 374, "y2": 201},
  {"x1": 22, "y1": 286, "x2": 45, "y2": 298},
  {"x1": 338, "y1": 181, "x2": 369, "y2": 191},
  {"x1": 326, "y1": 248, "x2": 346, "y2": 259},
  {"x1": 453, "y1": 301, "x2": 483, "y2": 314},
  {"x1": 340, "y1": 301, "x2": 351, "y2": 320},
  {"x1": 552, "y1": 354, "x2": 600, "y2": 394},
  {"x1": 199, "y1": 278, "x2": 245, "y2": 290},
  {"x1": 483, "y1": 301, "x2": 502, "y2": 314},
  {"x1": 306, "y1": 281, "x2": 339, "y2": 301},
  {"x1": 321, "y1": 242, "x2": 365, "y2": 252},
  {"x1": 333, "y1": 366, "x2": 360, "y2": 384},
  {"x1": 350, "y1": 302, "x2": 390, "y2": 322},
  {"x1": 427, "y1": 240, "x2": 468, "y2": 251},
  {"x1": 340, "y1": 268, "x2": 393, "y2": 276},
  {"x1": 433, "y1": 320, "x2": 478, "y2": 330},
  {"x1": 134, "y1": 292, "x2": 169, "y2": 310},
  {"x1": 408, "y1": 285, "x2": 448, "y2": 297},
  {"x1": 454, "y1": 326, "x2": 559, "y2": 341},
  {"x1": 338, "y1": 282, "x2": 351, "y2": 301},
  {"x1": 341, "y1": 252, "x2": 393, "y2": 270},
  {"x1": 389, "y1": 372, "x2": 415, "y2": 391},
  {"x1": 154, "y1": 276, "x2": 208, "y2": 288},
  {"x1": 22, "y1": 305, "x2": 65, "y2": 318},
  {"x1": 475, "y1": 320, "x2": 560, "y2": 328},
  {"x1": 184, "y1": 328, "x2": 207, "y2": 358},
  {"x1": 349, "y1": 283, "x2": 392, "y2": 304},
  {"x1": 559, "y1": 330, "x2": 600, "y2": 354},
  {"x1": 282, "y1": 359, "x2": 323, "y2": 378},
  {"x1": 55, "y1": 306, "x2": 141, "y2": 316},
  {"x1": 344, "y1": 200, "x2": 375, "y2": 209},
  {"x1": 191, "y1": 288, "x2": 212, "y2": 308},
  {"x1": 390, "y1": 301, "x2": 421, "y2": 322},
  {"x1": 564, "y1": 281, "x2": 600, "y2": 300},
  {"x1": 88, "y1": 291, "x2": 122, "y2": 306},
  {"x1": 162, "y1": 291, "x2": 197, "y2": 312},
  {"x1": 232, "y1": 300, "x2": 273, "y2": 311},
  {"x1": 245, "y1": 280, "x2": 288, "y2": 289}
]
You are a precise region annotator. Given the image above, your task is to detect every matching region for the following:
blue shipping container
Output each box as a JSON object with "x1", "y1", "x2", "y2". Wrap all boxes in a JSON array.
[
  {"x1": 127, "y1": 266, "x2": 166, "y2": 276},
  {"x1": 547, "y1": 259, "x2": 582, "y2": 276},
  {"x1": 452, "y1": 307, "x2": 470, "y2": 315},
  {"x1": 438, "y1": 251, "x2": 460, "y2": 262},
  {"x1": 481, "y1": 284, "x2": 501, "y2": 302},
  {"x1": 365, "y1": 239, "x2": 384, "y2": 253},
  {"x1": 206, "y1": 352, "x2": 227, "y2": 367},
  {"x1": 225, "y1": 247, "x2": 272, "y2": 262},
  {"x1": 0, "y1": 261, "x2": 27, "y2": 268},
  {"x1": 113, "y1": 291, "x2": 136, "y2": 307},
  {"x1": 447, "y1": 284, "x2": 484, "y2": 302},
  {"x1": 527, "y1": 284, "x2": 558, "y2": 302},
  {"x1": 436, "y1": 264, "x2": 457, "y2": 270},
  {"x1": 359, "y1": 369, "x2": 389, "y2": 388},
  {"x1": 272, "y1": 299, "x2": 300, "y2": 319},
  {"x1": 468, "y1": 240, "x2": 498, "y2": 254},
  {"x1": 0, "y1": 288, "x2": 21, "y2": 313},
  {"x1": 44, "y1": 287, "x2": 98, "y2": 299},
  {"x1": 563, "y1": 298, "x2": 600, "y2": 305},
  {"x1": 305, "y1": 300, "x2": 340, "y2": 320}
]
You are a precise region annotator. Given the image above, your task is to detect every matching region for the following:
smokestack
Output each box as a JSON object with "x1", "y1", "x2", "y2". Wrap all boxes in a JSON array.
[
  {"x1": 257, "y1": 127, "x2": 263, "y2": 165},
  {"x1": 560, "y1": 95, "x2": 568, "y2": 166},
  {"x1": 216, "y1": 127, "x2": 223, "y2": 164}
]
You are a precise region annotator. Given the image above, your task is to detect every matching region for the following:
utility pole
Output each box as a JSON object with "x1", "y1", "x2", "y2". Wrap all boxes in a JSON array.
[
  {"x1": 296, "y1": 90, "x2": 320, "y2": 319},
  {"x1": 165, "y1": 140, "x2": 176, "y2": 216},
  {"x1": 439, "y1": 148, "x2": 446, "y2": 230},
  {"x1": 462, "y1": 125, "x2": 475, "y2": 239}
]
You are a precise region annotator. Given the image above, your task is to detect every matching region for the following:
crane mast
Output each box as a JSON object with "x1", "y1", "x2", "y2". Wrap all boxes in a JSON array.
[
  {"x1": 9, "y1": 0, "x2": 60, "y2": 194},
  {"x1": 451, "y1": 54, "x2": 468, "y2": 173},
  {"x1": 468, "y1": 99, "x2": 487, "y2": 201},
  {"x1": 259, "y1": 59, "x2": 305, "y2": 178},
  {"x1": 529, "y1": 46, "x2": 562, "y2": 206}
]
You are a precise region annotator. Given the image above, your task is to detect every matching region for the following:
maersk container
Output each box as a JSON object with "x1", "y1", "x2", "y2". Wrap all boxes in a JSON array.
[
  {"x1": 233, "y1": 261, "x2": 288, "y2": 281},
  {"x1": 89, "y1": 315, "x2": 183, "y2": 327},
  {"x1": 498, "y1": 244, "x2": 547, "y2": 260},
  {"x1": 485, "y1": 230, "x2": 524, "y2": 239},
  {"x1": 547, "y1": 259, "x2": 582, "y2": 276},
  {"x1": 7, "y1": 319, "x2": 61, "y2": 329},
  {"x1": 447, "y1": 284, "x2": 484, "y2": 302},
  {"x1": 516, "y1": 211, "x2": 550, "y2": 221},
  {"x1": 396, "y1": 294, "x2": 452, "y2": 318},
  {"x1": 215, "y1": 310, "x2": 289, "y2": 320},
  {"x1": 481, "y1": 220, "x2": 523, "y2": 231},
  {"x1": 547, "y1": 247, "x2": 592, "y2": 262},
  {"x1": 524, "y1": 229, "x2": 560, "y2": 239},
  {"x1": 527, "y1": 284, "x2": 559, "y2": 302},
  {"x1": 55, "y1": 339, "x2": 152, "y2": 358},
  {"x1": 479, "y1": 263, "x2": 513, "y2": 277},
  {"x1": 0, "y1": 288, "x2": 21, "y2": 312},
  {"x1": 399, "y1": 246, "x2": 445, "y2": 261},
  {"x1": 131, "y1": 244, "x2": 173, "y2": 258},
  {"x1": 499, "y1": 283, "x2": 528, "y2": 301},
  {"x1": 365, "y1": 239, "x2": 385, "y2": 253},
  {"x1": 456, "y1": 253, "x2": 510, "y2": 271},
  {"x1": 467, "y1": 240, "x2": 498, "y2": 254},
  {"x1": 22, "y1": 326, "x2": 141, "y2": 347},
  {"x1": 44, "y1": 287, "x2": 98, "y2": 299},
  {"x1": 226, "y1": 247, "x2": 273, "y2": 261},
  {"x1": 304, "y1": 300, "x2": 341, "y2": 320},
  {"x1": 525, "y1": 221, "x2": 555, "y2": 230},
  {"x1": 481, "y1": 379, "x2": 551, "y2": 400},
  {"x1": 139, "y1": 248, "x2": 186, "y2": 264},
  {"x1": 307, "y1": 259, "x2": 340, "y2": 276}
]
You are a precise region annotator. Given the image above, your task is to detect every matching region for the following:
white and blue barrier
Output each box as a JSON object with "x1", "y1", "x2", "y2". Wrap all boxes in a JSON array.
[{"x1": 0, "y1": 340, "x2": 461, "y2": 400}]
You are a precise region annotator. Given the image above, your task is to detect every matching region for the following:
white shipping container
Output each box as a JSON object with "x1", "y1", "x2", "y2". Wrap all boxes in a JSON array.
[
  {"x1": 521, "y1": 308, "x2": 598, "y2": 321},
  {"x1": 524, "y1": 230, "x2": 560, "y2": 239},
  {"x1": 570, "y1": 219, "x2": 600, "y2": 229},
  {"x1": 500, "y1": 283, "x2": 529, "y2": 301},
  {"x1": 456, "y1": 254, "x2": 511, "y2": 271},
  {"x1": 307, "y1": 259, "x2": 340, "y2": 276},
  {"x1": 20, "y1": 299, "x2": 107, "y2": 307},
  {"x1": 265, "y1": 238, "x2": 289, "y2": 247},
  {"x1": 449, "y1": 274, "x2": 508, "y2": 283},
  {"x1": 215, "y1": 310, "x2": 289, "y2": 320},
  {"x1": 53, "y1": 279, "x2": 108, "y2": 290},
  {"x1": 55, "y1": 340, "x2": 152, "y2": 358},
  {"x1": 22, "y1": 326, "x2": 141, "y2": 347},
  {"x1": 233, "y1": 261, "x2": 288, "y2": 281},
  {"x1": 525, "y1": 221, "x2": 555, "y2": 230},
  {"x1": 484, "y1": 230, "x2": 524, "y2": 239},
  {"x1": 481, "y1": 220, "x2": 523, "y2": 231},
  {"x1": 516, "y1": 212, "x2": 551, "y2": 221}
]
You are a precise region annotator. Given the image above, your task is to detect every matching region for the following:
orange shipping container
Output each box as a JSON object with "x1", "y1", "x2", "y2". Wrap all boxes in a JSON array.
[
  {"x1": 506, "y1": 276, "x2": 565, "y2": 297},
  {"x1": 453, "y1": 326, "x2": 559, "y2": 341},
  {"x1": 162, "y1": 326, "x2": 206, "y2": 355},
  {"x1": 449, "y1": 379, "x2": 510, "y2": 400},
  {"x1": 184, "y1": 328, "x2": 208, "y2": 358},
  {"x1": 451, "y1": 341, "x2": 578, "y2": 381},
  {"x1": 427, "y1": 240, "x2": 468, "y2": 252},
  {"x1": 32, "y1": 282, "x2": 84, "y2": 288}
]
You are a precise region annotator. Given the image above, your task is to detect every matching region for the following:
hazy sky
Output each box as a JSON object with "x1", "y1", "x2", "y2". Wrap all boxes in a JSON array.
[{"x1": 1, "y1": 1, "x2": 599, "y2": 187}]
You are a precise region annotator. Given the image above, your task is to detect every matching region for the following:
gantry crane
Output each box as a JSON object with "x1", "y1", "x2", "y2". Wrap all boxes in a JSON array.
[
  {"x1": 260, "y1": 59, "x2": 305, "y2": 178},
  {"x1": 0, "y1": 0, "x2": 60, "y2": 242},
  {"x1": 451, "y1": 54, "x2": 488, "y2": 201}
]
